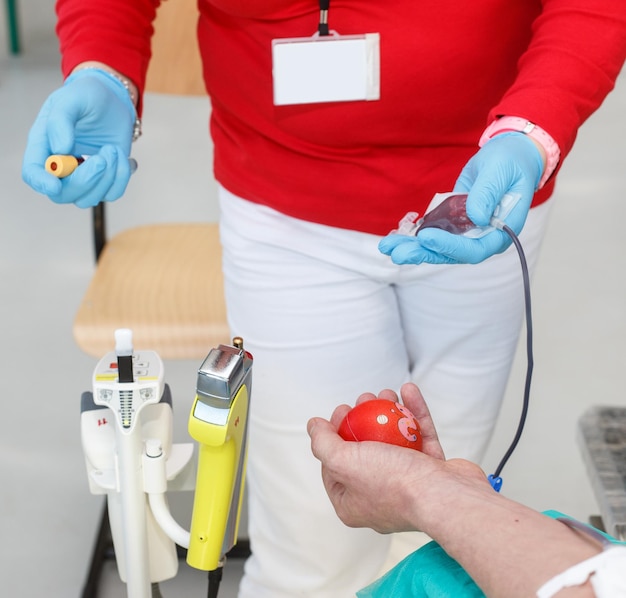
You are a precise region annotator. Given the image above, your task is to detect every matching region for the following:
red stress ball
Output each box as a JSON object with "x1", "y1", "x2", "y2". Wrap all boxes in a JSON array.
[{"x1": 338, "y1": 399, "x2": 423, "y2": 451}]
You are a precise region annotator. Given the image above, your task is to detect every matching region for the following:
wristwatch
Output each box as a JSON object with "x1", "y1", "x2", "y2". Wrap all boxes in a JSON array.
[{"x1": 479, "y1": 116, "x2": 561, "y2": 189}]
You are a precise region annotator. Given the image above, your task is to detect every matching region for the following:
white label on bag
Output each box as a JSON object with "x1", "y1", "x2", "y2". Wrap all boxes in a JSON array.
[{"x1": 272, "y1": 32, "x2": 381, "y2": 106}]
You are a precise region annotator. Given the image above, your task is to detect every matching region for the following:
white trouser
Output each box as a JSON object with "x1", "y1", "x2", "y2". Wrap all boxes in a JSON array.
[{"x1": 218, "y1": 186, "x2": 552, "y2": 597}]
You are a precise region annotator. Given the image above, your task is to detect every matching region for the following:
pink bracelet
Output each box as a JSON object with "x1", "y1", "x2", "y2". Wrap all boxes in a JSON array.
[{"x1": 479, "y1": 116, "x2": 561, "y2": 189}]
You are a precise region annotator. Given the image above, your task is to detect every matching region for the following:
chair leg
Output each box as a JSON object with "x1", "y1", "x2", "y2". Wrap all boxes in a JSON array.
[
  {"x1": 6, "y1": 0, "x2": 21, "y2": 55},
  {"x1": 81, "y1": 500, "x2": 114, "y2": 598},
  {"x1": 92, "y1": 203, "x2": 106, "y2": 261},
  {"x1": 80, "y1": 500, "x2": 251, "y2": 597}
]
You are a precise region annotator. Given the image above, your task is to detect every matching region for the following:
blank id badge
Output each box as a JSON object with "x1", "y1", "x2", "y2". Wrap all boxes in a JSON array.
[{"x1": 272, "y1": 31, "x2": 380, "y2": 106}]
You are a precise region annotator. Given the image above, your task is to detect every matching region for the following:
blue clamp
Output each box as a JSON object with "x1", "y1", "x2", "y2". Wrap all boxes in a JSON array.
[{"x1": 488, "y1": 474, "x2": 502, "y2": 492}]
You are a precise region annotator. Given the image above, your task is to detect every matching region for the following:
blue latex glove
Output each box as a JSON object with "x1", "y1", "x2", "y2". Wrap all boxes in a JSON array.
[
  {"x1": 379, "y1": 132, "x2": 544, "y2": 265},
  {"x1": 22, "y1": 68, "x2": 137, "y2": 209}
]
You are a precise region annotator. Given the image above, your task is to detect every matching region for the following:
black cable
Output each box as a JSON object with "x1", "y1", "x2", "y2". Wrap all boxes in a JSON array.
[
  {"x1": 492, "y1": 224, "x2": 534, "y2": 479},
  {"x1": 207, "y1": 564, "x2": 224, "y2": 598}
]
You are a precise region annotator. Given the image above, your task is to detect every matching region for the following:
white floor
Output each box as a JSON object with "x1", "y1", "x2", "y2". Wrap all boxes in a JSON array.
[{"x1": 1, "y1": 5, "x2": 625, "y2": 598}]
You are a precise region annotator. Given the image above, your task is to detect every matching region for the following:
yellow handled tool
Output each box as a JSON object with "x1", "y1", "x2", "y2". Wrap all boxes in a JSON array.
[{"x1": 187, "y1": 338, "x2": 253, "y2": 572}]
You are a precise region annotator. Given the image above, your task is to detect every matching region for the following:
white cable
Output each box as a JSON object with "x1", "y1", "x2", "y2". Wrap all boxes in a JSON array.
[{"x1": 148, "y1": 492, "x2": 191, "y2": 549}]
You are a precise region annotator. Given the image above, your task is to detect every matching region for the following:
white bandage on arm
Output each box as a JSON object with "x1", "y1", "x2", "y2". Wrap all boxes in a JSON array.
[{"x1": 536, "y1": 545, "x2": 626, "y2": 598}]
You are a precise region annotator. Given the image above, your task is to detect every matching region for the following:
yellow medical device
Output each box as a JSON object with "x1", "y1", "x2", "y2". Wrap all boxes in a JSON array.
[{"x1": 187, "y1": 338, "x2": 253, "y2": 572}]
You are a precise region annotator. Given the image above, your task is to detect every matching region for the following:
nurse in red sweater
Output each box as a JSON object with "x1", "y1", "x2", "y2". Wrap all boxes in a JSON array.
[{"x1": 22, "y1": 2, "x2": 626, "y2": 596}]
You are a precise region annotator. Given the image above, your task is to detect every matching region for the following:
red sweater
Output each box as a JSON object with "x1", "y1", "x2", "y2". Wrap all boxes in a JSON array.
[{"x1": 56, "y1": 1, "x2": 626, "y2": 235}]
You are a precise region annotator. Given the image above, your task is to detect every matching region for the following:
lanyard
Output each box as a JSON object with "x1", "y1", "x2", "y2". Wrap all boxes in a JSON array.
[{"x1": 319, "y1": 0, "x2": 330, "y2": 35}]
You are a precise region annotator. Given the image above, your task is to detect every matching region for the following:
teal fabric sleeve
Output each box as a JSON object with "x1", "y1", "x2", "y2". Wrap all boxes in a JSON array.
[
  {"x1": 356, "y1": 541, "x2": 485, "y2": 598},
  {"x1": 357, "y1": 511, "x2": 624, "y2": 597}
]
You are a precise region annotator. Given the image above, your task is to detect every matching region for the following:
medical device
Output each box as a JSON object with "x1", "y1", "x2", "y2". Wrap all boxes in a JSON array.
[
  {"x1": 393, "y1": 191, "x2": 521, "y2": 239},
  {"x1": 187, "y1": 339, "x2": 253, "y2": 595},
  {"x1": 393, "y1": 192, "x2": 534, "y2": 491},
  {"x1": 80, "y1": 329, "x2": 252, "y2": 597}
]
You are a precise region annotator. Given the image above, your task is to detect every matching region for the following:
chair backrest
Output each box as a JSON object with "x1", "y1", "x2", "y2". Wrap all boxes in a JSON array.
[
  {"x1": 91, "y1": 0, "x2": 207, "y2": 261},
  {"x1": 145, "y1": 0, "x2": 206, "y2": 96}
]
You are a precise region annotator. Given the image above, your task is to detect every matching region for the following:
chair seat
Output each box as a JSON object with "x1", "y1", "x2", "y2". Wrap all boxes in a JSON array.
[{"x1": 73, "y1": 222, "x2": 229, "y2": 360}]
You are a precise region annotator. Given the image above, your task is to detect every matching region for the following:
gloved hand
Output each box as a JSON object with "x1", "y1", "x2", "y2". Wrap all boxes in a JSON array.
[
  {"x1": 22, "y1": 68, "x2": 137, "y2": 209},
  {"x1": 379, "y1": 132, "x2": 545, "y2": 265}
]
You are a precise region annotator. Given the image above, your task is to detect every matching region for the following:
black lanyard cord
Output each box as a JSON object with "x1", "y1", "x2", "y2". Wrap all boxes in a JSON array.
[{"x1": 319, "y1": 0, "x2": 330, "y2": 35}]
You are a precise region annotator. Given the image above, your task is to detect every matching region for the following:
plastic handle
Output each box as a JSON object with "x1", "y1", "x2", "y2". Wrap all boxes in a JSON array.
[{"x1": 186, "y1": 384, "x2": 250, "y2": 571}]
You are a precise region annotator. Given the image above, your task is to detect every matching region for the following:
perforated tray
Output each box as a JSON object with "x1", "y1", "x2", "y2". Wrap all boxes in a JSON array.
[{"x1": 578, "y1": 406, "x2": 626, "y2": 541}]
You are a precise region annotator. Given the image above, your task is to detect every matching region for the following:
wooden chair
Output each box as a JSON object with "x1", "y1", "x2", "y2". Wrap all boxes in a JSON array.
[
  {"x1": 74, "y1": 219, "x2": 229, "y2": 360},
  {"x1": 78, "y1": 2, "x2": 238, "y2": 594},
  {"x1": 73, "y1": 0, "x2": 227, "y2": 360}
]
